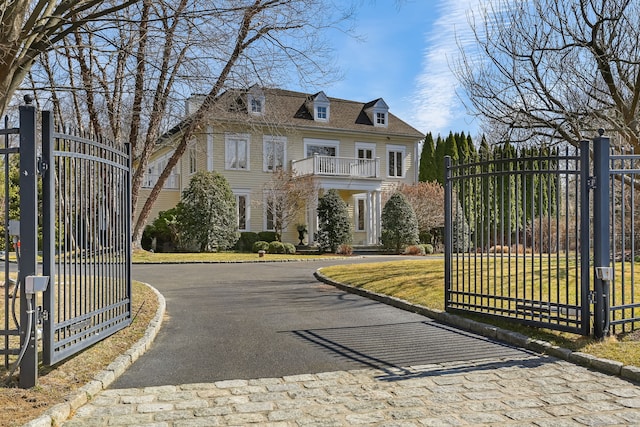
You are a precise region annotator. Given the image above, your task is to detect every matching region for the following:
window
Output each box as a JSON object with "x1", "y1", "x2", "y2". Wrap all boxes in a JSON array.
[
  {"x1": 234, "y1": 192, "x2": 250, "y2": 231},
  {"x1": 265, "y1": 196, "x2": 281, "y2": 231},
  {"x1": 317, "y1": 106, "x2": 327, "y2": 119},
  {"x1": 376, "y1": 112, "x2": 386, "y2": 126},
  {"x1": 263, "y1": 135, "x2": 287, "y2": 171},
  {"x1": 248, "y1": 90, "x2": 265, "y2": 116},
  {"x1": 356, "y1": 197, "x2": 366, "y2": 231},
  {"x1": 144, "y1": 151, "x2": 179, "y2": 189},
  {"x1": 304, "y1": 138, "x2": 339, "y2": 158},
  {"x1": 225, "y1": 133, "x2": 250, "y2": 170},
  {"x1": 251, "y1": 98, "x2": 262, "y2": 114},
  {"x1": 356, "y1": 142, "x2": 375, "y2": 160},
  {"x1": 387, "y1": 145, "x2": 405, "y2": 178},
  {"x1": 188, "y1": 142, "x2": 197, "y2": 174}
]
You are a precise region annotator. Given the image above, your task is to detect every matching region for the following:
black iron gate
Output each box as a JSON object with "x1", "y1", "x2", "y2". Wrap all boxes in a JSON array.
[
  {"x1": 1, "y1": 99, "x2": 131, "y2": 387},
  {"x1": 445, "y1": 133, "x2": 640, "y2": 338}
]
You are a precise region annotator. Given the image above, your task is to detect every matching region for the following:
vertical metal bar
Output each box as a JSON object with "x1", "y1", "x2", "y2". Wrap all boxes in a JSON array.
[
  {"x1": 125, "y1": 142, "x2": 132, "y2": 319},
  {"x1": 579, "y1": 140, "x2": 591, "y2": 336},
  {"x1": 444, "y1": 156, "x2": 452, "y2": 309},
  {"x1": 41, "y1": 111, "x2": 55, "y2": 365},
  {"x1": 18, "y1": 98, "x2": 39, "y2": 388},
  {"x1": 592, "y1": 133, "x2": 610, "y2": 338},
  {"x1": 3, "y1": 115, "x2": 10, "y2": 368}
]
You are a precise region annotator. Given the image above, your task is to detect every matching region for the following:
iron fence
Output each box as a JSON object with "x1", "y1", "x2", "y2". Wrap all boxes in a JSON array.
[{"x1": 445, "y1": 135, "x2": 640, "y2": 338}]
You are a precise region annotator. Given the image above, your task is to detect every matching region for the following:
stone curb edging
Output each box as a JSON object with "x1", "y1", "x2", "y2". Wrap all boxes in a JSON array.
[
  {"x1": 313, "y1": 270, "x2": 640, "y2": 385},
  {"x1": 22, "y1": 282, "x2": 167, "y2": 427}
]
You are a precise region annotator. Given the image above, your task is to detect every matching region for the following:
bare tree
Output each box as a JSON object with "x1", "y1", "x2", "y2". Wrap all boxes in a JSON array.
[
  {"x1": 455, "y1": 0, "x2": 640, "y2": 149},
  {"x1": 262, "y1": 169, "x2": 317, "y2": 241},
  {"x1": 384, "y1": 182, "x2": 445, "y2": 237},
  {"x1": 25, "y1": 0, "x2": 354, "y2": 248},
  {"x1": 0, "y1": 0, "x2": 139, "y2": 115}
]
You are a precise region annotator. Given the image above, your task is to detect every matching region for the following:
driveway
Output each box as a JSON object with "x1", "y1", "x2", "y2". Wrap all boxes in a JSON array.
[{"x1": 112, "y1": 257, "x2": 535, "y2": 388}]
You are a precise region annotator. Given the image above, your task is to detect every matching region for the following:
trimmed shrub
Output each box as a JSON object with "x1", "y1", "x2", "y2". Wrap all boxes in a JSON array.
[
  {"x1": 404, "y1": 245, "x2": 425, "y2": 255},
  {"x1": 381, "y1": 192, "x2": 419, "y2": 254},
  {"x1": 268, "y1": 241, "x2": 286, "y2": 254},
  {"x1": 316, "y1": 189, "x2": 352, "y2": 252},
  {"x1": 235, "y1": 232, "x2": 259, "y2": 252},
  {"x1": 283, "y1": 242, "x2": 296, "y2": 254},
  {"x1": 336, "y1": 244, "x2": 353, "y2": 255},
  {"x1": 258, "y1": 231, "x2": 279, "y2": 243},
  {"x1": 252, "y1": 241, "x2": 270, "y2": 253},
  {"x1": 179, "y1": 171, "x2": 239, "y2": 252},
  {"x1": 423, "y1": 244, "x2": 434, "y2": 254}
]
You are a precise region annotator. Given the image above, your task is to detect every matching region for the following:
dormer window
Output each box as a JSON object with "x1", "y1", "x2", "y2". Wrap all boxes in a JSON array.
[
  {"x1": 364, "y1": 98, "x2": 389, "y2": 128},
  {"x1": 247, "y1": 86, "x2": 265, "y2": 116},
  {"x1": 250, "y1": 97, "x2": 262, "y2": 114},
  {"x1": 306, "y1": 91, "x2": 330, "y2": 122}
]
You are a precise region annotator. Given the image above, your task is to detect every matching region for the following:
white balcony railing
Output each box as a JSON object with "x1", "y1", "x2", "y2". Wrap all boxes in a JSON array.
[{"x1": 291, "y1": 155, "x2": 380, "y2": 178}]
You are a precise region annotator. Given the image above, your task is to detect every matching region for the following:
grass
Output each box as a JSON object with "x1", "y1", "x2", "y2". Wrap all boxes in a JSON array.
[{"x1": 319, "y1": 258, "x2": 640, "y2": 368}]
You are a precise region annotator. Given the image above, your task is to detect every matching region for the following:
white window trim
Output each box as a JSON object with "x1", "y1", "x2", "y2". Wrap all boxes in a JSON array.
[
  {"x1": 355, "y1": 142, "x2": 376, "y2": 159},
  {"x1": 386, "y1": 144, "x2": 406, "y2": 178},
  {"x1": 303, "y1": 138, "x2": 340, "y2": 157},
  {"x1": 225, "y1": 133, "x2": 250, "y2": 171},
  {"x1": 188, "y1": 141, "x2": 197, "y2": 175},
  {"x1": 206, "y1": 126, "x2": 214, "y2": 171},
  {"x1": 248, "y1": 94, "x2": 265, "y2": 116},
  {"x1": 144, "y1": 150, "x2": 179, "y2": 189},
  {"x1": 375, "y1": 111, "x2": 387, "y2": 127},
  {"x1": 234, "y1": 190, "x2": 251, "y2": 232},
  {"x1": 263, "y1": 135, "x2": 287, "y2": 172}
]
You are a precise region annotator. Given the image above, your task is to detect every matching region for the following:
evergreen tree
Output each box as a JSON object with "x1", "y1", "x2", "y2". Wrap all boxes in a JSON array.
[
  {"x1": 381, "y1": 192, "x2": 419, "y2": 254},
  {"x1": 419, "y1": 133, "x2": 436, "y2": 182},
  {"x1": 434, "y1": 135, "x2": 446, "y2": 184},
  {"x1": 179, "y1": 171, "x2": 239, "y2": 252},
  {"x1": 316, "y1": 189, "x2": 352, "y2": 252}
]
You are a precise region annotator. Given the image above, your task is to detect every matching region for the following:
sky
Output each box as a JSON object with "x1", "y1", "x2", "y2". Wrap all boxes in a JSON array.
[{"x1": 296, "y1": 0, "x2": 483, "y2": 138}]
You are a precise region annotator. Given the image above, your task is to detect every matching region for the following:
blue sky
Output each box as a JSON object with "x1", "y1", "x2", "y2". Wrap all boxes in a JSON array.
[{"x1": 297, "y1": 0, "x2": 482, "y2": 138}]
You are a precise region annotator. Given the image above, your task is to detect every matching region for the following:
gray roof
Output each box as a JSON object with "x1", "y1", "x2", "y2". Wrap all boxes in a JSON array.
[{"x1": 194, "y1": 87, "x2": 424, "y2": 139}]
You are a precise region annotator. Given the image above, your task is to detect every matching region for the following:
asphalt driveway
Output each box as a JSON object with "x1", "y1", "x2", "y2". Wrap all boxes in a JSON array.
[{"x1": 111, "y1": 257, "x2": 536, "y2": 388}]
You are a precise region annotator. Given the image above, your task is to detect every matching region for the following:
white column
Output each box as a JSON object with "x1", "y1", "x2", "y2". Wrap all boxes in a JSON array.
[
  {"x1": 374, "y1": 190, "x2": 382, "y2": 245},
  {"x1": 366, "y1": 191, "x2": 373, "y2": 244},
  {"x1": 308, "y1": 189, "x2": 319, "y2": 246}
]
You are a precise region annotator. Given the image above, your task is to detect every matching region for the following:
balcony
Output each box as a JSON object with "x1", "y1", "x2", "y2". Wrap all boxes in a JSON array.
[{"x1": 291, "y1": 155, "x2": 380, "y2": 179}]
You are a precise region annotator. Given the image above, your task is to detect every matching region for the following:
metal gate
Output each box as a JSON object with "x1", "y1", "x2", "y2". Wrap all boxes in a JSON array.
[
  {"x1": 445, "y1": 134, "x2": 640, "y2": 338},
  {"x1": 444, "y1": 140, "x2": 592, "y2": 335},
  {"x1": 1, "y1": 99, "x2": 131, "y2": 387}
]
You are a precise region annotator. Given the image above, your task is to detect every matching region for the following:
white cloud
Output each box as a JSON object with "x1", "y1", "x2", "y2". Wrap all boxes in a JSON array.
[{"x1": 410, "y1": 0, "x2": 484, "y2": 136}]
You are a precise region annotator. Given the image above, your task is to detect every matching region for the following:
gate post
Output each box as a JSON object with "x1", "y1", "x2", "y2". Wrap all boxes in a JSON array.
[
  {"x1": 592, "y1": 130, "x2": 611, "y2": 339},
  {"x1": 41, "y1": 111, "x2": 55, "y2": 365},
  {"x1": 18, "y1": 96, "x2": 39, "y2": 388},
  {"x1": 444, "y1": 156, "x2": 452, "y2": 307}
]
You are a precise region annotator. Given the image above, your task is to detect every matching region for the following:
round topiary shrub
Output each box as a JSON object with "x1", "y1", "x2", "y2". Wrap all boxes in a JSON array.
[
  {"x1": 252, "y1": 241, "x2": 270, "y2": 253},
  {"x1": 424, "y1": 243, "x2": 434, "y2": 254},
  {"x1": 404, "y1": 245, "x2": 425, "y2": 255},
  {"x1": 336, "y1": 244, "x2": 353, "y2": 255},
  {"x1": 283, "y1": 243, "x2": 296, "y2": 254},
  {"x1": 268, "y1": 241, "x2": 286, "y2": 254}
]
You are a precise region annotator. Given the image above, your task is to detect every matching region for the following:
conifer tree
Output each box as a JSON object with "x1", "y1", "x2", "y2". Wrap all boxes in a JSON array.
[{"x1": 419, "y1": 133, "x2": 435, "y2": 182}]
